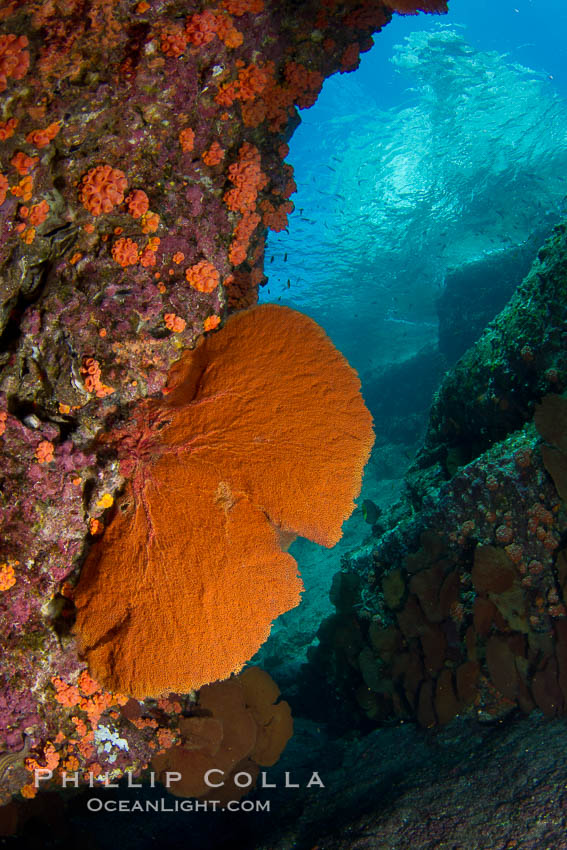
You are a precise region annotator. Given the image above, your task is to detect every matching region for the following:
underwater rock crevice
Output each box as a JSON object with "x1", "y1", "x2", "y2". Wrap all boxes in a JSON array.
[{"x1": 412, "y1": 221, "x2": 567, "y2": 503}]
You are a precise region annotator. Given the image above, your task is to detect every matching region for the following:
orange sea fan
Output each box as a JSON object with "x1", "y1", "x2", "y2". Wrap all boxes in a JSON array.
[{"x1": 73, "y1": 305, "x2": 374, "y2": 698}]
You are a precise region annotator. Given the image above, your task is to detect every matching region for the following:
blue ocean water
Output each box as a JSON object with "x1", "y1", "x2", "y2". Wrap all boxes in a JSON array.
[
  {"x1": 260, "y1": 0, "x2": 567, "y2": 380},
  {"x1": 255, "y1": 0, "x2": 567, "y2": 674}
]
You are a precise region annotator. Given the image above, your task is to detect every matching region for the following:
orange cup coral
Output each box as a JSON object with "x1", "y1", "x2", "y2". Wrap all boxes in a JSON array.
[
  {"x1": 0, "y1": 174, "x2": 8, "y2": 207},
  {"x1": 202, "y1": 141, "x2": 225, "y2": 167},
  {"x1": 0, "y1": 34, "x2": 30, "y2": 92},
  {"x1": 111, "y1": 236, "x2": 138, "y2": 267},
  {"x1": 185, "y1": 259, "x2": 220, "y2": 293},
  {"x1": 126, "y1": 189, "x2": 149, "y2": 218},
  {"x1": 179, "y1": 127, "x2": 195, "y2": 153},
  {"x1": 79, "y1": 165, "x2": 127, "y2": 216},
  {"x1": 73, "y1": 305, "x2": 374, "y2": 698}
]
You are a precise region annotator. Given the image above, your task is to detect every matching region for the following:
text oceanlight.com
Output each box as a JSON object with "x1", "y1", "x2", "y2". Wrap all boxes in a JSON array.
[{"x1": 86, "y1": 798, "x2": 271, "y2": 813}]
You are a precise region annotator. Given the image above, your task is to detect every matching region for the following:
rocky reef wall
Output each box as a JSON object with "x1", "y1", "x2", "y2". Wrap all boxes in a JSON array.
[{"x1": 312, "y1": 221, "x2": 567, "y2": 730}]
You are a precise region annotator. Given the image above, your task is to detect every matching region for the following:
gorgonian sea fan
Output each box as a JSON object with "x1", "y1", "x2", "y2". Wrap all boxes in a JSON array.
[{"x1": 74, "y1": 304, "x2": 375, "y2": 698}]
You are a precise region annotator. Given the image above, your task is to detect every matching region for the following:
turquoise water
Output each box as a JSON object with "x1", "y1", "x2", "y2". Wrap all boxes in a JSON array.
[
  {"x1": 261, "y1": 3, "x2": 567, "y2": 378},
  {"x1": 256, "y1": 0, "x2": 567, "y2": 677}
]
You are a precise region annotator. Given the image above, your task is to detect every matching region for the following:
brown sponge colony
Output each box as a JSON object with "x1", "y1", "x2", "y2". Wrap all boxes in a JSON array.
[
  {"x1": 152, "y1": 666, "x2": 293, "y2": 801},
  {"x1": 535, "y1": 393, "x2": 567, "y2": 501}
]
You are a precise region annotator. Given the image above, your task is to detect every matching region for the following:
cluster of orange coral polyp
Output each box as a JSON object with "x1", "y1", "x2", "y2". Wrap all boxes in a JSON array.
[
  {"x1": 25, "y1": 122, "x2": 60, "y2": 149},
  {"x1": 0, "y1": 34, "x2": 30, "y2": 92},
  {"x1": 185, "y1": 10, "x2": 218, "y2": 46},
  {"x1": 81, "y1": 357, "x2": 114, "y2": 398},
  {"x1": 228, "y1": 58, "x2": 325, "y2": 133},
  {"x1": 185, "y1": 259, "x2": 220, "y2": 293},
  {"x1": 11, "y1": 152, "x2": 37, "y2": 175},
  {"x1": 160, "y1": 24, "x2": 187, "y2": 58},
  {"x1": 79, "y1": 165, "x2": 127, "y2": 216},
  {"x1": 0, "y1": 117, "x2": 18, "y2": 141},
  {"x1": 224, "y1": 269, "x2": 259, "y2": 309},
  {"x1": 126, "y1": 189, "x2": 149, "y2": 218},
  {"x1": 213, "y1": 13, "x2": 243, "y2": 48},
  {"x1": 179, "y1": 127, "x2": 195, "y2": 153},
  {"x1": 183, "y1": 8, "x2": 243, "y2": 49},
  {"x1": 260, "y1": 199, "x2": 293, "y2": 232},
  {"x1": 202, "y1": 142, "x2": 225, "y2": 167},
  {"x1": 28, "y1": 200, "x2": 49, "y2": 226},
  {"x1": 0, "y1": 174, "x2": 8, "y2": 207},
  {"x1": 230, "y1": 210, "x2": 261, "y2": 265},
  {"x1": 224, "y1": 142, "x2": 268, "y2": 214},
  {"x1": 73, "y1": 305, "x2": 374, "y2": 698},
  {"x1": 221, "y1": 0, "x2": 264, "y2": 14},
  {"x1": 112, "y1": 237, "x2": 138, "y2": 267}
]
